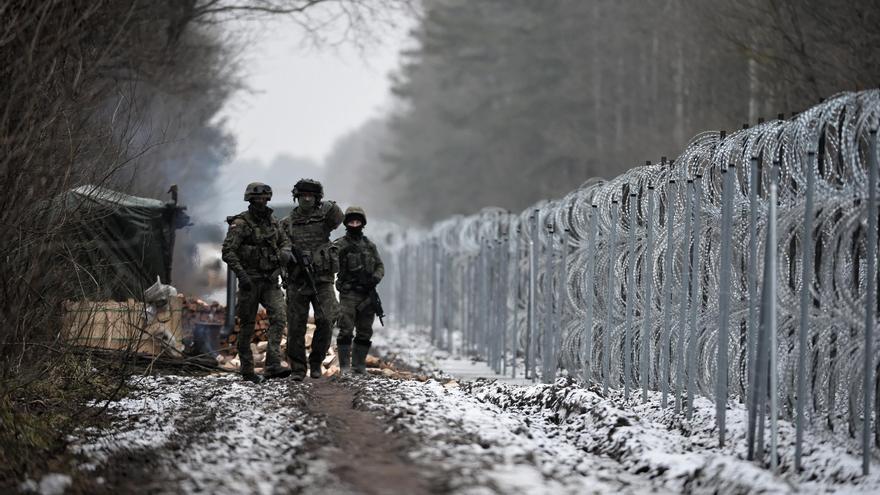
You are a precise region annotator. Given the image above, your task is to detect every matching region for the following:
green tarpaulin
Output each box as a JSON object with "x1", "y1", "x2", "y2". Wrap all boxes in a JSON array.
[{"x1": 52, "y1": 185, "x2": 189, "y2": 300}]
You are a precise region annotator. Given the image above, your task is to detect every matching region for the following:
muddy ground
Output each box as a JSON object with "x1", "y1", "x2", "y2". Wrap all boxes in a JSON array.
[
  {"x1": 59, "y1": 371, "x2": 674, "y2": 495},
  {"x1": 25, "y1": 325, "x2": 880, "y2": 494},
  {"x1": 66, "y1": 375, "x2": 437, "y2": 495}
]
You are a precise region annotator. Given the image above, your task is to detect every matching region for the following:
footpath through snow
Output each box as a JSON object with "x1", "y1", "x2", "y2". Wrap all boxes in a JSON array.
[{"x1": 37, "y1": 326, "x2": 880, "y2": 494}]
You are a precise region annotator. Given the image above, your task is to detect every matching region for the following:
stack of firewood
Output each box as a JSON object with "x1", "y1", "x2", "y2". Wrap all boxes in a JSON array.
[
  {"x1": 180, "y1": 296, "x2": 226, "y2": 327},
  {"x1": 216, "y1": 319, "x2": 340, "y2": 377}
]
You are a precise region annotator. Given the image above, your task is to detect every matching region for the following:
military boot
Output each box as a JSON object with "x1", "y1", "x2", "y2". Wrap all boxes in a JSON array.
[
  {"x1": 338, "y1": 344, "x2": 351, "y2": 373},
  {"x1": 265, "y1": 352, "x2": 292, "y2": 379},
  {"x1": 241, "y1": 370, "x2": 265, "y2": 384},
  {"x1": 265, "y1": 365, "x2": 292, "y2": 380},
  {"x1": 310, "y1": 366, "x2": 322, "y2": 379},
  {"x1": 351, "y1": 341, "x2": 371, "y2": 374}
]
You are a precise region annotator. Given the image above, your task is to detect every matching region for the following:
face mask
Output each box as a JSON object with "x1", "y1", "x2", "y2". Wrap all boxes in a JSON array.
[
  {"x1": 249, "y1": 202, "x2": 270, "y2": 216},
  {"x1": 346, "y1": 225, "x2": 364, "y2": 236},
  {"x1": 298, "y1": 196, "x2": 316, "y2": 210}
]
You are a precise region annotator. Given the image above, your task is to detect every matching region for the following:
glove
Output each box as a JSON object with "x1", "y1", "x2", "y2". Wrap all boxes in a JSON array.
[
  {"x1": 280, "y1": 246, "x2": 294, "y2": 264},
  {"x1": 238, "y1": 273, "x2": 254, "y2": 291}
]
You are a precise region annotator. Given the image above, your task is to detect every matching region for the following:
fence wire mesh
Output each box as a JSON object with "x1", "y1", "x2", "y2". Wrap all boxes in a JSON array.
[{"x1": 383, "y1": 90, "x2": 880, "y2": 470}]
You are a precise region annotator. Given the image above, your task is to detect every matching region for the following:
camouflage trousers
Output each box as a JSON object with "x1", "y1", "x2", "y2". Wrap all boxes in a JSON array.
[
  {"x1": 286, "y1": 280, "x2": 337, "y2": 373},
  {"x1": 237, "y1": 278, "x2": 286, "y2": 373},
  {"x1": 336, "y1": 291, "x2": 375, "y2": 347}
]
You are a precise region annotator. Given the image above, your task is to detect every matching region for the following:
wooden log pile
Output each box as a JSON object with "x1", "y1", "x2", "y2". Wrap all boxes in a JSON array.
[
  {"x1": 197, "y1": 307, "x2": 341, "y2": 377},
  {"x1": 181, "y1": 296, "x2": 226, "y2": 331},
  {"x1": 178, "y1": 297, "x2": 434, "y2": 380}
]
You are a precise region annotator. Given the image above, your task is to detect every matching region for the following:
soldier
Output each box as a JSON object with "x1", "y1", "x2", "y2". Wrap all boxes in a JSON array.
[
  {"x1": 280, "y1": 179, "x2": 344, "y2": 380},
  {"x1": 333, "y1": 206, "x2": 384, "y2": 374},
  {"x1": 221, "y1": 182, "x2": 293, "y2": 383}
]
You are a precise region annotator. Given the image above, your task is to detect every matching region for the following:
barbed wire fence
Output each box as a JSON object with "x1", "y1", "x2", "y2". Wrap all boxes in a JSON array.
[{"x1": 382, "y1": 90, "x2": 880, "y2": 473}]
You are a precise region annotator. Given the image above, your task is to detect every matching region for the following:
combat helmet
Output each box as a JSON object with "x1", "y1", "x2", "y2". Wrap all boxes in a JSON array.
[
  {"x1": 244, "y1": 182, "x2": 272, "y2": 201},
  {"x1": 344, "y1": 206, "x2": 367, "y2": 226},
  {"x1": 292, "y1": 178, "x2": 323, "y2": 199}
]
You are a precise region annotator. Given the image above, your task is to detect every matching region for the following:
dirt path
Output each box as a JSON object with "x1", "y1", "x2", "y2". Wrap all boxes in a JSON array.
[
  {"x1": 67, "y1": 375, "x2": 334, "y2": 494},
  {"x1": 306, "y1": 377, "x2": 432, "y2": 495}
]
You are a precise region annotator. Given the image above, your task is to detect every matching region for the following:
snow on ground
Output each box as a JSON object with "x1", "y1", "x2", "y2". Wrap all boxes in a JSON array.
[
  {"x1": 372, "y1": 323, "x2": 448, "y2": 374},
  {"x1": 68, "y1": 374, "x2": 334, "y2": 494},
  {"x1": 351, "y1": 375, "x2": 667, "y2": 494},
  {"x1": 374, "y1": 325, "x2": 880, "y2": 493},
  {"x1": 63, "y1": 324, "x2": 880, "y2": 494}
]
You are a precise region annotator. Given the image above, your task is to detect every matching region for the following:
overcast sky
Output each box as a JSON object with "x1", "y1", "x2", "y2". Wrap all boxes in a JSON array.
[{"x1": 219, "y1": 12, "x2": 414, "y2": 167}]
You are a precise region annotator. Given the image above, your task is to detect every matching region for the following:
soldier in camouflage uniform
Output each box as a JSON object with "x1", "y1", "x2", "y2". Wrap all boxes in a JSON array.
[
  {"x1": 333, "y1": 206, "x2": 384, "y2": 374},
  {"x1": 221, "y1": 182, "x2": 293, "y2": 383},
  {"x1": 280, "y1": 179, "x2": 344, "y2": 380}
]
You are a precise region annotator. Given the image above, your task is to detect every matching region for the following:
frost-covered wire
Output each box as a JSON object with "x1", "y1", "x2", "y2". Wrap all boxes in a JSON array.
[{"x1": 385, "y1": 90, "x2": 880, "y2": 446}]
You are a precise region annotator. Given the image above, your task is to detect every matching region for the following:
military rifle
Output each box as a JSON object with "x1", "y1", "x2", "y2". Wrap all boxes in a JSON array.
[
  {"x1": 371, "y1": 289, "x2": 386, "y2": 327},
  {"x1": 356, "y1": 272, "x2": 385, "y2": 326},
  {"x1": 288, "y1": 246, "x2": 325, "y2": 321}
]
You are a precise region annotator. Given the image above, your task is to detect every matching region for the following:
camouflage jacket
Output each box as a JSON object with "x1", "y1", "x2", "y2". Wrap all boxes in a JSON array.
[
  {"x1": 333, "y1": 232, "x2": 385, "y2": 293},
  {"x1": 221, "y1": 207, "x2": 290, "y2": 280},
  {"x1": 280, "y1": 201, "x2": 344, "y2": 283}
]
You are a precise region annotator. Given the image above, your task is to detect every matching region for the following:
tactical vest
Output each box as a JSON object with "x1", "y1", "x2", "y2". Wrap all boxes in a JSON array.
[
  {"x1": 228, "y1": 211, "x2": 283, "y2": 275},
  {"x1": 284, "y1": 202, "x2": 338, "y2": 276},
  {"x1": 337, "y1": 235, "x2": 377, "y2": 285}
]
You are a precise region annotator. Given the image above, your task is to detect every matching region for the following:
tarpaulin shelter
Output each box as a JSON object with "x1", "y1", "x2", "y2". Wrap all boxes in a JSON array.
[{"x1": 51, "y1": 185, "x2": 190, "y2": 300}]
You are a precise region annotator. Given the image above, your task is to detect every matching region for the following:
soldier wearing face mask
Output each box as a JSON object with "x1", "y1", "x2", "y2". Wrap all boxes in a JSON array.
[
  {"x1": 333, "y1": 206, "x2": 384, "y2": 373},
  {"x1": 221, "y1": 182, "x2": 292, "y2": 383},
  {"x1": 280, "y1": 179, "x2": 344, "y2": 380}
]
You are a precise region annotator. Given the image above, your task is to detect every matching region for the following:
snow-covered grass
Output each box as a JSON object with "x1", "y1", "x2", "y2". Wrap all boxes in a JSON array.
[
  {"x1": 465, "y1": 380, "x2": 804, "y2": 493},
  {"x1": 375, "y1": 325, "x2": 880, "y2": 493}
]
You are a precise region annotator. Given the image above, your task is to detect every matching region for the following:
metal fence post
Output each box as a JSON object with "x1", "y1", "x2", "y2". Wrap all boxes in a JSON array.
[
  {"x1": 795, "y1": 150, "x2": 817, "y2": 469},
  {"x1": 676, "y1": 180, "x2": 693, "y2": 414},
  {"x1": 544, "y1": 223, "x2": 555, "y2": 383},
  {"x1": 768, "y1": 164, "x2": 779, "y2": 472},
  {"x1": 555, "y1": 229, "x2": 569, "y2": 380},
  {"x1": 642, "y1": 182, "x2": 656, "y2": 403},
  {"x1": 481, "y1": 238, "x2": 490, "y2": 359},
  {"x1": 625, "y1": 191, "x2": 637, "y2": 400},
  {"x1": 604, "y1": 199, "x2": 619, "y2": 393},
  {"x1": 513, "y1": 225, "x2": 521, "y2": 379},
  {"x1": 662, "y1": 178, "x2": 676, "y2": 409},
  {"x1": 500, "y1": 235, "x2": 509, "y2": 376},
  {"x1": 747, "y1": 156, "x2": 760, "y2": 414},
  {"x1": 863, "y1": 129, "x2": 878, "y2": 475},
  {"x1": 431, "y1": 239, "x2": 439, "y2": 345},
  {"x1": 686, "y1": 174, "x2": 703, "y2": 420},
  {"x1": 717, "y1": 165, "x2": 735, "y2": 446},
  {"x1": 749, "y1": 162, "x2": 779, "y2": 467},
  {"x1": 583, "y1": 205, "x2": 599, "y2": 384},
  {"x1": 528, "y1": 211, "x2": 538, "y2": 382}
]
